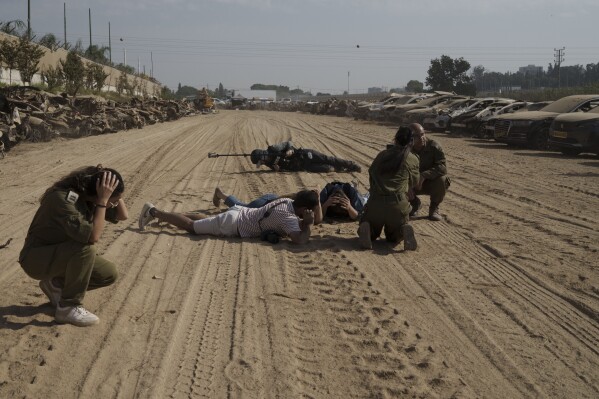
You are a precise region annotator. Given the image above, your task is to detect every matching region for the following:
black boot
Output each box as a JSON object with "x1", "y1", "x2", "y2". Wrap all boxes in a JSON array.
[{"x1": 409, "y1": 197, "x2": 421, "y2": 218}]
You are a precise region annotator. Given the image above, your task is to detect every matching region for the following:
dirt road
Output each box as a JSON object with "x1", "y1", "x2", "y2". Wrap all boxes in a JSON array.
[{"x1": 1, "y1": 111, "x2": 598, "y2": 398}]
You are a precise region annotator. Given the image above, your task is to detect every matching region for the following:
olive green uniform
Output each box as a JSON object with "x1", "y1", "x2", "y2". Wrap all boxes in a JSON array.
[
  {"x1": 361, "y1": 147, "x2": 420, "y2": 243},
  {"x1": 19, "y1": 189, "x2": 119, "y2": 306},
  {"x1": 413, "y1": 138, "x2": 450, "y2": 206}
]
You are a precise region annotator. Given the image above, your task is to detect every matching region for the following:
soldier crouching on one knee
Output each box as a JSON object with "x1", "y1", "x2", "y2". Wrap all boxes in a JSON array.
[
  {"x1": 19, "y1": 165, "x2": 128, "y2": 327},
  {"x1": 408, "y1": 123, "x2": 450, "y2": 221},
  {"x1": 251, "y1": 140, "x2": 361, "y2": 173}
]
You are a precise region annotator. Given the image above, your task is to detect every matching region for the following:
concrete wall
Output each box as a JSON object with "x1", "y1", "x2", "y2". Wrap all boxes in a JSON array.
[{"x1": 0, "y1": 32, "x2": 162, "y2": 96}]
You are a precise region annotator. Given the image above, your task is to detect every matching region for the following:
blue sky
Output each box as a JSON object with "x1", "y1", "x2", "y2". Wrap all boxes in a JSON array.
[{"x1": 2, "y1": 0, "x2": 597, "y2": 93}]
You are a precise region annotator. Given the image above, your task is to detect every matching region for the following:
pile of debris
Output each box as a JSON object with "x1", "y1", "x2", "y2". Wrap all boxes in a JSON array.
[
  {"x1": 0, "y1": 87, "x2": 198, "y2": 158},
  {"x1": 303, "y1": 98, "x2": 357, "y2": 117}
]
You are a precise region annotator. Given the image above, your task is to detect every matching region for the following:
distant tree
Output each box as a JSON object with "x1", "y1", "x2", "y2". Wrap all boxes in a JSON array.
[
  {"x1": 114, "y1": 63, "x2": 135, "y2": 74},
  {"x1": 177, "y1": 82, "x2": 182, "y2": 92},
  {"x1": 470, "y1": 65, "x2": 486, "y2": 91},
  {"x1": 0, "y1": 20, "x2": 26, "y2": 35},
  {"x1": 218, "y1": 82, "x2": 224, "y2": 98},
  {"x1": 41, "y1": 64, "x2": 64, "y2": 91},
  {"x1": 72, "y1": 39, "x2": 84, "y2": 55},
  {"x1": 126, "y1": 77, "x2": 138, "y2": 96},
  {"x1": 0, "y1": 38, "x2": 20, "y2": 84},
  {"x1": 175, "y1": 85, "x2": 199, "y2": 98},
  {"x1": 38, "y1": 33, "x2": 62, "y2": 52},
  {"x1": 426, "y1": 55, "x2": 473, "y2": 94},
  {"x1": 85, "y1": 63, "x2": 108, "y2": 92},
  {"x1": 16, "y1": 36, "x2": 45, "y2": 85},
  {"x1": 316, "y1": 92, "x2": 330, "y2": 96},
  {"x1": 161, "y1": 85, "x2": 175, "y2": 99},
  {"x1": 60, "y1": 51, "x2": 85, "y2": 96},
  {"x1": 84, "y1": 44, "x2": 109, "y2": 64},
  {"x1": 405, "y1": 80, "x2": 424, "y2": 93},
  {"x1": 116, "y1": 70, "x2": 129, "y2": 95}
]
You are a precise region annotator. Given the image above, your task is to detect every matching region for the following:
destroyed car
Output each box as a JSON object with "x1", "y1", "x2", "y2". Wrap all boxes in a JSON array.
[
  {"x1": 356, "y1": 94, "x2": 427, "y2": 121},
  {"x1": 448, "y1": 98, "x2": 515, "y2": 135},
  {"x1": 386, "y1": 92, "x2": 467, "y2": 123},
  {"x1": 479, "y1": 101, "x2": 530, "y2": 138},
  {"x1": 493, "y1": 95, "x2": 599, "y2": 149},
  {"x1": 400, "y1": 97, "x2": 473, "y2": 130},
  {"x1": 421, "y1": 99, "x2": 477, "y2": 132},
  {"x1": 548, "y1": 106, "x2": 599, "y2": 156}
]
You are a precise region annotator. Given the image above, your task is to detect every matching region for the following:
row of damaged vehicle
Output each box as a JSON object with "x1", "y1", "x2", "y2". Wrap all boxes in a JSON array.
[
  {"x1": 493, "y1": 95, "x2": 599, "y2": 155},
  {"x1": 353, "y1": 91, "x2": 466, "y2": 122},
  {"x1": 0, "y1": 86, "x2": 199, "y2": 159},
  {"x1": 388, "y1": 92, "x2": 599, "y2": 156}
]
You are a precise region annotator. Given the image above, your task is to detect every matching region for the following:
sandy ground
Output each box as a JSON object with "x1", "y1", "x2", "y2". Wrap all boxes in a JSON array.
[{"x1": 0, "y1": 110, "x2": 598, "y2": 398}]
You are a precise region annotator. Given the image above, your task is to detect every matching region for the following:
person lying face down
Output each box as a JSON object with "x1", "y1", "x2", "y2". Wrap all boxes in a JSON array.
[
  {"x1": 211, "y1": 181, "x2": 368, "y2": 222},
  {"x1": 250, "y1": 141, "x2": 361, "y2": 173},
  {"x1": 139, "y1": 189, "x2": 320, "y2": 244}
]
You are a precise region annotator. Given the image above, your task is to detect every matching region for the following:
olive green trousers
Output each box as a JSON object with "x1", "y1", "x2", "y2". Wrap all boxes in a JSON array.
[
  {"x1": 20, "y1": 241, "x2": 117, "y2": 306},
  {"x1": 415, "y1": 175, "x2": 450, "y2": 205},
  {"x1": 360, "y1": 196, "x2": 410, "y2": 244}
]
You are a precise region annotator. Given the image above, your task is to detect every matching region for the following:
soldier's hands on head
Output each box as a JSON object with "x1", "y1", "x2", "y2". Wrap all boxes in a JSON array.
[
  {"x1": 323, "y1": 195, "x2": 336, "y2": 207},
  {"x1": 96, "y1": 171, "x2": 118, "y2": 205},
  {"x1": 337, "y1": 196, "x2": 350, "y2": 209}
]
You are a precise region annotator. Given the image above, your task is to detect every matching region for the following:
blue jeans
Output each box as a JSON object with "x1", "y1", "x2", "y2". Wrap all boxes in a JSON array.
[{"x1": 224, "y1": 193, "x2": 278, "y2": 208}]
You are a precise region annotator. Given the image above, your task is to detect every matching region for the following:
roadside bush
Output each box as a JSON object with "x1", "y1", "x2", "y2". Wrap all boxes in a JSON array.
[
  {"x1": 60, "y1": 51, "x2": 85, "y2": 96},
  {"x1": 41, "y1": 64, "x2": 64, "y2": 91}
]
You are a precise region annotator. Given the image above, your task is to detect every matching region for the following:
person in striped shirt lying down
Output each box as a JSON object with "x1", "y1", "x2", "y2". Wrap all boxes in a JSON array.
[{"x1": 138, "y1": 189, "x2": 321, "y2": 245}]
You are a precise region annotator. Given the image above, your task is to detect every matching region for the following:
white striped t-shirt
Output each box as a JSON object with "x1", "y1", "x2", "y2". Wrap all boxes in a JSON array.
[{"x1": 237, "y1": 199, "x2": 301, "y2": 238}]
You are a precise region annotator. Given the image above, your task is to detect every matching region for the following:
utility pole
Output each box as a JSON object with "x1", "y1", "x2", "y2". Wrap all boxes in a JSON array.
[
  {"x1": 150, "y1": 52, "x2": 154, "y2": 78},
  {"x1": 27, "y1": 0, "x2": 31, "y2": 39},
  {"x1": 108, "y1": 22, "x2": 112, "y2": 64},
  {"x1": 347, "y1": 71, "x2": 350, "y2": 95},
  {"x1": 88, "y1": 8, "x2": 92, "y2": 49},
  {"x1": 554, "y1": 47, "x2": 565, "y2": 88},
  {"x1": 63, "y1": 3, "x2": 67, "y2": 49}
]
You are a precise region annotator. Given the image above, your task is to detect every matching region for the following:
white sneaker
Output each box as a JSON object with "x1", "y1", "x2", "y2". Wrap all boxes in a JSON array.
[
  {"x1": 55, "y1": 305, "x2": 100, "y2": 327},
  {"x1": 402, "y1": 224, "x2": 418, "y2": 251},
  {"x1": 139, "y1": 202, "x2": 155, "y2": 230},
  {"x1": 39, "y1": 279, "x2": 62, "y2": 307}
]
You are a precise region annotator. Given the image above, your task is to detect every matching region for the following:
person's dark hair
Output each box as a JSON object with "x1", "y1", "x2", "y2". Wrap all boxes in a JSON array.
[
  {"x1": 326, "y1": 188, "x2": 350, "y2": 217},
  {"x1": 40, "y1": 165, "x2": 125, "y2": 203},
  {"x1": 293, "y1": 189, "x2": 319, "y2": 209},
  {"x1": 378, "y1": 127, "x2": 413, "y2": 175},
  {"x1": 395, "y1": 126, "x2": 413, "y2": 146}
]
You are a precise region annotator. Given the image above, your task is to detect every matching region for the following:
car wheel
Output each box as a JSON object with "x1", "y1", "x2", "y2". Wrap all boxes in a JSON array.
[
  {"x1": 561, "y1": 148, "x2": 581, "y2": 156},
  {"x1": 530, "y1": 130, "x2": 549, "y2": 150}
]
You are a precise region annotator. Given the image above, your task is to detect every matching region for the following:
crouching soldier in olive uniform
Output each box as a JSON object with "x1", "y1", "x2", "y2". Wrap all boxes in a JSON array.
[
  {"x1": 409, "y1": 123, "x2": 450, "y2": 221},
  {"x1": 19, "y1": 166, "x2": 128, "y2": 327},
  {"x1": 357, "y1": 127, "x2": 419, "y2": 250},
  {"x1": 251, "y1": 141, "x2": 361, "y2": 173}
]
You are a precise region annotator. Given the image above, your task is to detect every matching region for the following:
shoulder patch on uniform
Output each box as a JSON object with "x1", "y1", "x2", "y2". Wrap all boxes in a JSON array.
[{"x1": 66, "y1": 191, "x2": 79, "y2": 204}]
